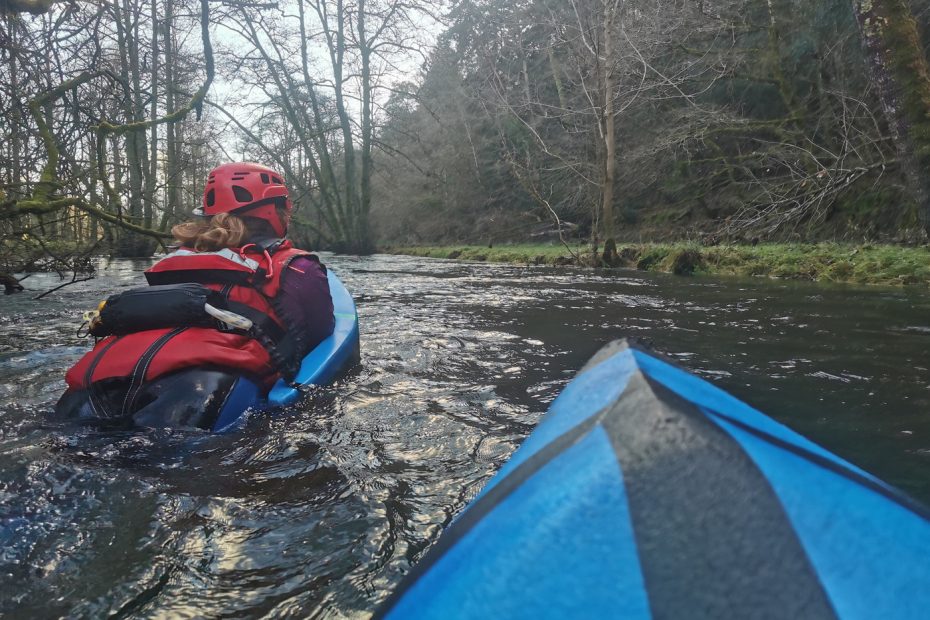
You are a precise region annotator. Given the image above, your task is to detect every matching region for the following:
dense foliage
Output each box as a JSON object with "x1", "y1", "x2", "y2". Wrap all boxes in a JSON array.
[{"x1": 372, "y1": 0, "x2": 930, "y2": 248}]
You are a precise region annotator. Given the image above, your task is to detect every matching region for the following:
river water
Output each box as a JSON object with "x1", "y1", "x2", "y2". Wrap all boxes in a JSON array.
[{"x1": 0, "y1": 254, "x2": 928, "y2": 618}]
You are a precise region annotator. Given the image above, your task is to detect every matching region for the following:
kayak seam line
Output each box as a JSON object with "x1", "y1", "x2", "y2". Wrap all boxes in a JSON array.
[{"x1": 704, "y1": 407, "x2": 930, "y2": 521}]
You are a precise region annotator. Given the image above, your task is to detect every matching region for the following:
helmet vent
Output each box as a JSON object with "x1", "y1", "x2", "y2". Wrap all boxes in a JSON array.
[
  {"x1": 261, "y1": 173, "x2": 270, "y2": 184},
  {"x1": 205, "y1": 189, "x2": 215, "y2": 207},
  {"x1": 272, "y1": 176, "x2": 283, "y2": 184},
  {"x1": 232, "y1": 185, "x2": 253, "y2": 203}
]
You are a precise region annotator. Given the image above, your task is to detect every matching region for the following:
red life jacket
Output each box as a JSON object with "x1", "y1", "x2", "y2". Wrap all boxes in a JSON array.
[{"x1": 65, "y1": 241, "x2": 315, "y2": 391}]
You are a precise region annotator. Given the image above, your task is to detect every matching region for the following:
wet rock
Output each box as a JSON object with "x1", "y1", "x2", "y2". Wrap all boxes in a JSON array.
[{"x1": 0, "y1": 273, "x2": 23, "y2": 295}]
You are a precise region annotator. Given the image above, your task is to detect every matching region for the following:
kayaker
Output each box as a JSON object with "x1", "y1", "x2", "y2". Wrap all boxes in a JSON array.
[{"x1": 54, "y1": 162, "x2": 335, "y2": 429}]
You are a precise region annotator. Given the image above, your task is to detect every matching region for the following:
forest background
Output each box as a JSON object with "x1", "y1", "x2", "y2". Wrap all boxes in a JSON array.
[{"x1": 2, "y1": 0, "x2": 930, "y2": 287}]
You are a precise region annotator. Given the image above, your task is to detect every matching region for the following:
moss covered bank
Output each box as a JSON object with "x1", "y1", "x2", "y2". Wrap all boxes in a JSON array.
[{"x1": 384, "y1": 243, "x2": 930, "y2": 286}]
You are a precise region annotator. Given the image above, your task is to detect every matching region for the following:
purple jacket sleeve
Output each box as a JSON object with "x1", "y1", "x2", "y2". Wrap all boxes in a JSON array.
[{"x1": 276, "y1": 256, "x2": 335, "y2": 355}]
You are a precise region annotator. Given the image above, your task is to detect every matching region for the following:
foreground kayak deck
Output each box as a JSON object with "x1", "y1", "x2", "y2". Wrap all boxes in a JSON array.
[
  {"x1": 377, "y1": 340, "x2": 930, "y2": 619},
  {"x1": 211, "y1": 269, "x2": 360, "y2": 431}
]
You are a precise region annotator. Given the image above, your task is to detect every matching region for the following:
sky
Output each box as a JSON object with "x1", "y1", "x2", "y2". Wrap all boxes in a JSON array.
[{"x1": 205, "y1": 0, "x2": 447, "y2": 160}]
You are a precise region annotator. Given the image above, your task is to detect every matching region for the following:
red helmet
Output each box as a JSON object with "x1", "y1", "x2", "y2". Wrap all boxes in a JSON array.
[{"x1": 195, "y1": 162, "x2": 293, "y2": 237}]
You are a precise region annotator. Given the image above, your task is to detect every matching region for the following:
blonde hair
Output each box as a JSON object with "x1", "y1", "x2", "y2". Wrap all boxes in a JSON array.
[{"x1": 172, "y1": 212, "x2": 249, "y2": 251}]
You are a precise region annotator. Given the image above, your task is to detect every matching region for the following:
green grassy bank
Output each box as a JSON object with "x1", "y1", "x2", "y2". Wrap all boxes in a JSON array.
[{"x1": 384, "y1": 243, "x2": 930, "y2": 286}]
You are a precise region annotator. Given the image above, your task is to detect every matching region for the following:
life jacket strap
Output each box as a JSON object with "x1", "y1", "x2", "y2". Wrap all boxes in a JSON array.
[
  {"x1": 121, "y1": 327, "x2": 188, "y2": 416},
  {"x1": 85, "y1": 335, "x2": 123, "y2": 415},
  {"x1": 248, "y1": 236, "x2": 288, "y2": 254},
  {"x1": 222, "y1": 301, "x2": 286, "y2": 343},
  {"x1": 221, "y1": 301, "x2": 300, "y2": 379}
]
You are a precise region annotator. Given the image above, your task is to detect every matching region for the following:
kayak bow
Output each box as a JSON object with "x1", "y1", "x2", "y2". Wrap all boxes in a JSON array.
[{"x1": 377, "y1": 339, "x2": 930, "y2": 620}]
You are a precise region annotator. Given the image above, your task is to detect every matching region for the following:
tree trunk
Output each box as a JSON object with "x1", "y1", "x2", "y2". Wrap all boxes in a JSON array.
[
  {"x1": 110, "y1": 134, "x2": 125, "y2": 249},
  {"x1": 114, "y1": 0, "x2": 147, "y2": 255},
  {"x1": 357, "y1": 0, "x2": 373, "y2": 253},
  {"x1": 329, "y1": 0, "x2": 360, "y2": 251},
  {"x1": 600, "y1": 4, "x2": 616, "y2": 249},
  {"x1": 547, "y1": 43, "x2": 568, "y2": 111},
  {"x1": 852, "y1": 0, "x2": 930, "y2": 232},
  {"x1": 765, "y1": 0, "x2": 799, "y2": 117},
  {"x1": 8, "y1": 17, "x2": 23, "y2": 199},
  {"x1": 161, "y1": 0, "x2": 180, "y2": 231},
  {"x1": 298, "y1": 0, "x2": 348, "y2": 241},
  {"x1": 145, "y1": 0, "x2": 159, "y2": 231},
  {"x1": 89, "y1": 132, "x2": 106, "y2": 243},
  {"x1": 40, "y1": 27, "x2": 57, "y2": 237}
]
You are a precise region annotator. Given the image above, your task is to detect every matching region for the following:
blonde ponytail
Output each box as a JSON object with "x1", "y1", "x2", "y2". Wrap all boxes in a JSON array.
[{"x1": 171, "y1": 212, "x2": 249, "y2": 251}]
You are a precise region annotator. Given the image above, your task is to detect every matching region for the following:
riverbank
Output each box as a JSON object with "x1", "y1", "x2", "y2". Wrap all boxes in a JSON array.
[{"x1": 383, "y1": 243, "x2": 930, "y2": 286}]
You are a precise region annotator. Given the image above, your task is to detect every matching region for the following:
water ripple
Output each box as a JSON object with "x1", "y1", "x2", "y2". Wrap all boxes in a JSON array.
[{"x1": 0, "y1": 254, "x2": 928, "y2": 617}]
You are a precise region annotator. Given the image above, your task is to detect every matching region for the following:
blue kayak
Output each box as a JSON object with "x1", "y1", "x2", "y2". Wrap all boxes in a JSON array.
[
  {"x1": 377, "y1": 340, "x2": 930, "y2": 619},
  {"x1": 211, "y1": 269, "x2": 359, "y2": 431}
]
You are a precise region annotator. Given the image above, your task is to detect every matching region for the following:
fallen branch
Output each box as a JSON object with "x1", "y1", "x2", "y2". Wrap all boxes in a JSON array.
[
  {"x1": 2, "y1": 196, "x2": 172, "y2": 245},
  {"x1": 34, "y1": 272, "x2": 95, "y2": 300}
]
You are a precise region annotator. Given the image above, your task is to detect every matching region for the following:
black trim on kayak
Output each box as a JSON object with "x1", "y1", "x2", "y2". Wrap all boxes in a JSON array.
[
  {"x1": 611, "y1": 338, "x2": 930, "y2": 520},
  {"x1": 603, "y1": 373, "x2": 838, "y2": 620},
  {"x1": 703, "y1": 407, "x2": 930, "y2": 522},
  {"x1": 612, "y1": 339, "x2": 930, "y2": 522},
  {"x1": 374, "y1": 412, "x2": 608, "y2": 618}
]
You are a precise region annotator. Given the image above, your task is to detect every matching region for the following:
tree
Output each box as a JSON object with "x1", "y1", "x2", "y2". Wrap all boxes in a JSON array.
[
  {"x1": 216, "y1": 0, "x2": 442, "y2": 254},
  {"x1": 0, "y1": 0, "x2": 217, "y2": 289},
  {"x1": 852, "y1": 0, "x2": 930, "y2": 233}
]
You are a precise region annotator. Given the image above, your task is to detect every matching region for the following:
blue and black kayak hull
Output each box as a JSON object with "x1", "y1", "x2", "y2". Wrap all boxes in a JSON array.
[{"x1": 377, "y1": 340, "x2": 930, "y2": 619}]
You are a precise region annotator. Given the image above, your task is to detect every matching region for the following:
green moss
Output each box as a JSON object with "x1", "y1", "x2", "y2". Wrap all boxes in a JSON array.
[
  {"x1": 636, "y1": 247, "x2": 668, "y2": 270},
  {"x1": 384, "y1": 242, "x2": 930, "y2": 287}
]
